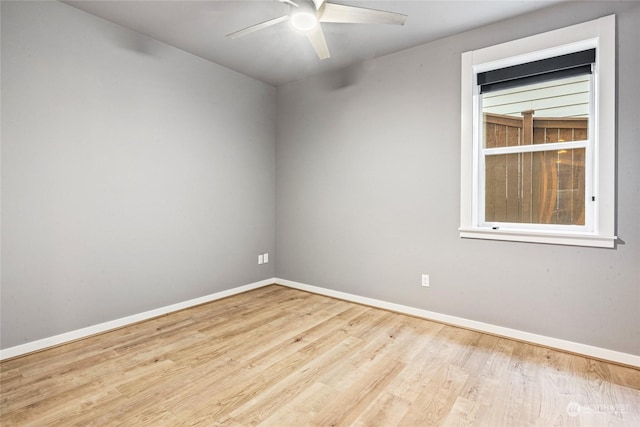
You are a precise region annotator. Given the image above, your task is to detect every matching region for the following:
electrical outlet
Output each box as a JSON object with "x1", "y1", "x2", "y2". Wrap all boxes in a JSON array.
[
  {"x1": 258, "y1": 254, "x2": 264, "y2": 265},
  {"x1": 263, "y1": 253, "x2": 269, "y2": 263},
  {"x1": 421, "y1": 274, "x2": 430, "y2": 287}
]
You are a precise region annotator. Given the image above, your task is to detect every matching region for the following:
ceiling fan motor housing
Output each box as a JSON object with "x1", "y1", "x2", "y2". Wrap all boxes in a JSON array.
[{"x1": 290, "y1": 1, "x2": 319, "y2": 32}]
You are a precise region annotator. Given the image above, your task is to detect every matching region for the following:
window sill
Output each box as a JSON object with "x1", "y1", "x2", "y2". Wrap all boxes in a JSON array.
[{"x1": 459, "y1": 227, "x2": 616, "y2": 248}]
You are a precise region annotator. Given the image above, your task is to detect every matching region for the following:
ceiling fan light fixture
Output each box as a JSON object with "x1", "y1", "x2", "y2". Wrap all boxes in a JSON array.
[
  {"x1": 290, "y1": 11, "x2": 317, "y2": 31},
  {"x1": 227, "y1": 0, "x2": 407, "y2": 61}
]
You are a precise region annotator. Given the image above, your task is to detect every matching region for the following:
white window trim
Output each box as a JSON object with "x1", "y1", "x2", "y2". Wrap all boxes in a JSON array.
[{"x1": 460, "y1": 15, "x2": 616, "y2": 248}]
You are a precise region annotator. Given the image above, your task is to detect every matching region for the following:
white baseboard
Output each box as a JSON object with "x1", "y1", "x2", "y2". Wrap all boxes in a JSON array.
[
  {"x1": 0, "y1": 278, "x2": 275, "y2": 361},
  {"x1": 3, "y1": 277, "x2": 638, "y2": 368},
  {"x1": 275, "y1": 278, "x2": 640, "y2": 368}
]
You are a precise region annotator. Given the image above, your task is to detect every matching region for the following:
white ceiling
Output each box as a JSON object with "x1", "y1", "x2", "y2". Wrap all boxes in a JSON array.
[{"x1": 63, "y1": 0, "x2": 564, "y2": 86}]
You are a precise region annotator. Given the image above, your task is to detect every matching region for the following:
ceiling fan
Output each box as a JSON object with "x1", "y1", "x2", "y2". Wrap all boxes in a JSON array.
[{"x1": 226, "y1": 0, "x2": 407, "y2": 60}]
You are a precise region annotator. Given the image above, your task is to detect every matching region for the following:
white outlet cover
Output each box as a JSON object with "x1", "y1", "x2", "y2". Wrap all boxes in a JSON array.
[
  {"x1": 263, "y1": 253, "x2": 269, "y2": 263},
  {"x1": 421, "y1": 274, "x2": 429, "y2": 287},
  {"x1": 258, "y1": 254, "x2": 264, "y2": 265}
]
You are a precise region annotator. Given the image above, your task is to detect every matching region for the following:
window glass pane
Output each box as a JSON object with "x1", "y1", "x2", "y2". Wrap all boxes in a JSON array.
[
  {"x1": 483, "y1": 75, "x2": 590, "y2": 148},
  {"x1": 485, "y1": 148, "x2": 586, "y2": 225},
  {"x1": 482, "y1": 74, "x2": 589, "y2": 226}
]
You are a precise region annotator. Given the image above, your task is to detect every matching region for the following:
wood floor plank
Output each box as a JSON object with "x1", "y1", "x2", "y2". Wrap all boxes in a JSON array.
[
  {"x1": 397, "y1": 363, "x2": 470, "y2": 426},
  {"x1": 313, "y1": 355, "x2": 407, "y2": 426},
  {"x1": 1, "y1": 285, "x2": 639, "y2": 426},
  {"x1": 351, "y1": 391, "x2": 412, "y2": 427},
  {"x1": 257, "y1": 381, "x2": 336, "y2": 426}
]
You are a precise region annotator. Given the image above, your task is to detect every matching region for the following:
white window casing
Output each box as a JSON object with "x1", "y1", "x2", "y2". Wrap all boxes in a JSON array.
[{"x1": 460, "y1": 15, "x2": 616, "y2": 248}]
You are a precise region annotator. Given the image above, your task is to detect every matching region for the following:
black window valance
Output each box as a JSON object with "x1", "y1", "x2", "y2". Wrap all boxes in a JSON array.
[{"x1": 478, "y1": 48, "x2": 596, "y2": 94}]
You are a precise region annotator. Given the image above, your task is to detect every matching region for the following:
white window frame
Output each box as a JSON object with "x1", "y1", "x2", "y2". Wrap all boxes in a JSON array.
[{"x1": 460, "y1": 15, "x2": 616, "y2": 248}]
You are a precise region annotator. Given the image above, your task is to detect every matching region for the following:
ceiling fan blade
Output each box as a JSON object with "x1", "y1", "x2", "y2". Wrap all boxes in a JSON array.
[
  {"x1": 311, "y1": 0, "x2": 325, "y2": 10},
  {"x1": 305, "y1": 25, "x2": 330, "y2": 60},
  {"x1": 226, "y1": 15, "x2": 289, "y2": 39},
  {"x1": 279, "y1": 0, "x2": 299, "y2": 7},
  {"x1": 319, "y1": 3, "x2": 407, "y2": 25}
]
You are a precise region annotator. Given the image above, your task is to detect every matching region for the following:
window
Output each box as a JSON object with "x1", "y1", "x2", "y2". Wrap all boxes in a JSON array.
[{"x1": 460, "y1": 16, "x2": 616, "y2": 248}]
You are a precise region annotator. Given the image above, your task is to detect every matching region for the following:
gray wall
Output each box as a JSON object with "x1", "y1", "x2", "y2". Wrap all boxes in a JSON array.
[
  {"x1": 276, "y1": 1, "x2": 640, "y2": 355},
  {"x1": 2, "y1": 0, "x2": 637, "y2": 357},
  {"x1": 1, "y1": 1, "x2": 276, "y2": 349}
]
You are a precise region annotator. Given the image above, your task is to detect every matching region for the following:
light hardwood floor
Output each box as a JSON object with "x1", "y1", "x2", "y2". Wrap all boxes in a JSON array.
[{"x1": 1, "y1": 285, "x2": 639, "y2": 426}]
